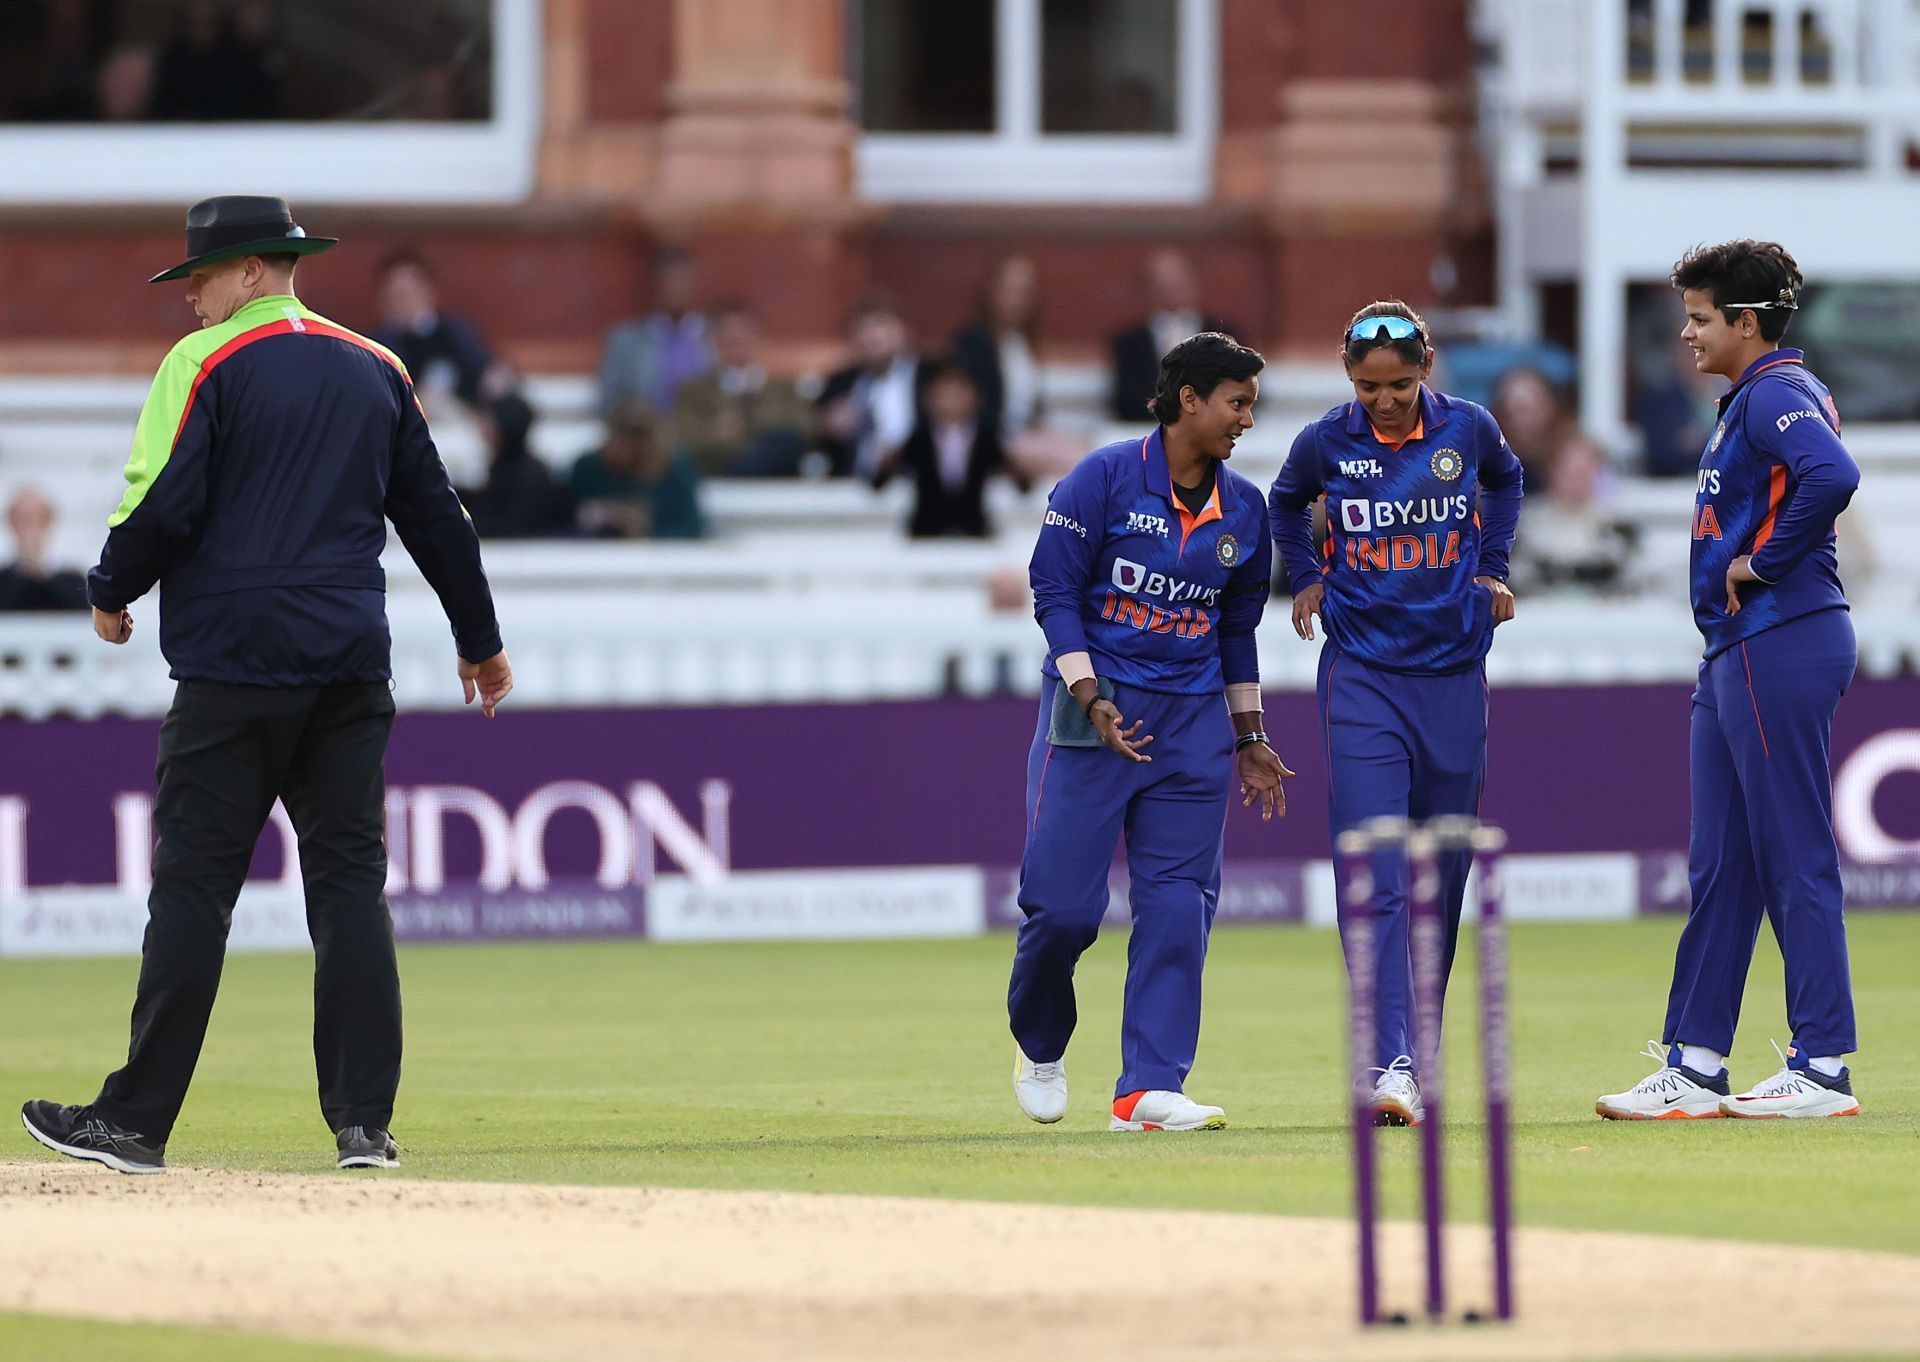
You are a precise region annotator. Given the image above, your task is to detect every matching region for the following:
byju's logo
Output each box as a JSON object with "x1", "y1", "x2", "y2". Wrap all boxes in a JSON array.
[
  {"x1": 1338, "y1": 459, "x2": 1384, "y2": 478},
  {"x1": 1776, "y1": 408, "x2": 1820, "y2": 433},
  {"x1": 1112, "y1": 557, "x2": 1147, "y2": 591},
  {"x1": 1340, "y1": 500, "x2": 1373, "y2": 533},
  {"x1": 1127, "y1": 511, "x2": 1169, "y2": 537},
  {"x1": 1043, "y1": 508, "x2": 1087, "y2": 539}
]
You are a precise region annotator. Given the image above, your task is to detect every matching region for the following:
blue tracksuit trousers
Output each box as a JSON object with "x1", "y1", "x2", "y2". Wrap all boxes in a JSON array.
[
  {"x1": 1664, "y1": 607, "x2": 1858, "y2": 1058},
  {"x1": 1319, "y1": 644, "x2": 1488, "y2": 1072},
  {"x1": 1008, "y1": 681, "x2": 1230, "y2": 1097}
]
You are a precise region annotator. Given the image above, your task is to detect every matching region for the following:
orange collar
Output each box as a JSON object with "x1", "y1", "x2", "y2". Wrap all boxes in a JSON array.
[{"x1": 1370, "y1": 417, "x2": 1424, "y2": 451}]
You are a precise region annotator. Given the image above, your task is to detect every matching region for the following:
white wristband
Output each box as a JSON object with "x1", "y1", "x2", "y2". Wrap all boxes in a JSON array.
[
  {"x1": 1056, "y1": 651, "x2": 1095, "y2": 687},
  {"x1": 1225, "y1": 682, "x2": 1262, "y2": 714}
]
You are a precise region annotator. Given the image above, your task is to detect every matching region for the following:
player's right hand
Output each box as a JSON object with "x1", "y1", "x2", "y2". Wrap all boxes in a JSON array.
[
  {"x1": 1291, "y1": 584, "x2": 1325, "y2": 641},
  {"x1": 1090, "y1": 699, "x2": 1154, "y2": 762}
]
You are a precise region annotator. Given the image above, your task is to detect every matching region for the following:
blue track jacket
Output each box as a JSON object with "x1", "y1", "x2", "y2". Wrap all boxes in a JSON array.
[
  {"x1": 1689, "y1": 349, "x2": 1857, "y2": 658},
  {"x1": 1030, "y1": 429, "x2": 1270, "y2": 695}
]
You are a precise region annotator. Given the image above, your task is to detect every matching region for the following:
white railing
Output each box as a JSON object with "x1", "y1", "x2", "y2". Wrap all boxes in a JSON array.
[{"x1": 1478, "y1": 0, "x2": 1920, "y2": 444}]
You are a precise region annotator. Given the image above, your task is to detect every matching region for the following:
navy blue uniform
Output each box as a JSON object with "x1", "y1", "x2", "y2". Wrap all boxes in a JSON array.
[
  {"x1": 1666, "y1": 350, "x2": 1860, "y2": 1062},
  {"x1": 1270, "y1": 386, "x2": 1523, "y2": 1069},
  {"x1": 1012, "y1": 430, "x2": 1270, "y2": 1097}
]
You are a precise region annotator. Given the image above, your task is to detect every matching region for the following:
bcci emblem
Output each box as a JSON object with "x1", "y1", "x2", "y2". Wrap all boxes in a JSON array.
[
  {"x1": 1429, "y1": 448, "x2": 1464, "y2": 481},
  {"x1": 1709, "y1": 421, "x2": 1727, "y2": 454},
  {"x1": 1215, "y1": 533, "x2": 1241, "y2": 568}
]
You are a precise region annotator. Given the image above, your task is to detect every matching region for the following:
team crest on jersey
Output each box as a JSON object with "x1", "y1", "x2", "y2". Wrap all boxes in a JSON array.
[
  {"x1": 1215, "y1": 533, "x2": 1241, "y2": 568},
  {"x1": 1429, "y1": 448, "x2": 1463, "y2": 481},
  {"x1": 1708, "y1": 421, "x2": 1727, "y2": 454}
]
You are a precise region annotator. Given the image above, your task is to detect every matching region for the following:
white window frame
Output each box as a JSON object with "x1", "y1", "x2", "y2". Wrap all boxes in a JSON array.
[
  {"x1": 0, "y1": 0, "x2": 542, "y2": 205},
  {"x1": 856, "y1": 0, "x2": 1218, "y2": 204}
]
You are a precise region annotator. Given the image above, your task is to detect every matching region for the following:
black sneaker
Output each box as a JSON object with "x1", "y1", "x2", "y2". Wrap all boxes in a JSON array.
[
  {"x1": 336, "y1": 1125, "x2": 400, "y2": 1169},
  {"x1": 21, "y1": 1100, "x2": 165, "y2": 1175}
]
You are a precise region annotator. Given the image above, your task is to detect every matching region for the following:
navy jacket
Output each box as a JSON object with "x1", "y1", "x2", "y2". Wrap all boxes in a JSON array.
[{"x1": 88, "y1": 295, "x2": 501, "y2": 685}]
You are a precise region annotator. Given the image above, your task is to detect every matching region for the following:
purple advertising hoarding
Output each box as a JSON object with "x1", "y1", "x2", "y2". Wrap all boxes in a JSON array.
[{"x1": 1, "y1": 678, "x2": 1916, "y2": 952}]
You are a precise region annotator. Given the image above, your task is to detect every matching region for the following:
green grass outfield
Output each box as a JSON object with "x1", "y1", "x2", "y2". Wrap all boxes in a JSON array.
[{"x1": 3, "y1": 916, "x2": 1919, "y2": 1360}]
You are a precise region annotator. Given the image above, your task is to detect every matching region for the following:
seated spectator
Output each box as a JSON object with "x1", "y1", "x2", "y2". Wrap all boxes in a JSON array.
[
  {"x1": 150, "y1": 0, "x2": 282, "y2": 121},
  {"x1": 875, "y1": 360, "x2": 1032, "y2": 539},
  {"x1": 818, "y1": 295, "x2": 922, "y2": 479},
  {"x1": 0, "y1": 487, "x2": 89, "y2": 611},
  {"x1": 373, "y1": 249, "x2": 502, "y2": 413},
  {"x1": 1635, "y1": 336, "x2": 1719, "y2": 478},
  {"x1": 461, "y1": 393, "x2": 574, "y2": 539},
  {"x1": 952, "y1": 254, "x2": 1086, "y2": 482},
  {"x1": 598, "y1": 249, "x2": 713, "y2": 421},
  {"x1": 1490, "y1": 365, "x2": 1576, "y2": 494},
  {"x1": 569, "y1": 400, "x2": 705, "y2": 540},
  {"x1": 670, "y1": 299, "x2": 814, "y2": 478},
  {"x1": 1507, "y1": 435, "x2": 1642, "y2": 597},
  {"x1": 1109, "y1": 249, "x2": 1237, "y2": 421}
]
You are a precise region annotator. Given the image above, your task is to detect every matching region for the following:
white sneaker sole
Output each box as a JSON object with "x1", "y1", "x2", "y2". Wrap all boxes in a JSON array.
[
  {"x1": 338, "y1": 1152, "x2": 401, "y2": 1169},
  {"x1": 1595, "y1": 1098, "x2": 1725, "y2": 1121},
  {"x1": 21, "y1": 1110, "x2": 164, "y2": 1175},
  {"x1": 1109, "y1": 1114, "x2": 1227, "y2": 1132}
]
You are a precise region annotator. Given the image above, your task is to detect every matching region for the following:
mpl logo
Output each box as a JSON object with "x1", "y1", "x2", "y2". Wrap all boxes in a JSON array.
[
  {"x1": 1126, "y1": 511, "x2": 1169, "y2": 537},
  {"x1": 1338, "y1": 458, "x2": 1384, "y2": 478}
]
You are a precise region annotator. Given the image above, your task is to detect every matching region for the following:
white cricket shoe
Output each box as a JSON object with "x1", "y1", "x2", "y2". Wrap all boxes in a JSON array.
[
  {"x1": 1721, "y1": 1041, "x2": 1860, "y2": 1119},
  {"x1": 1595, "y1": 1040, "x2": 1729, "y2": 1120},
  {"x1": 1368, "y1": 1054, "x2": 1425, "y2": 1127},
  {"x1": 1110, "y1": 1089, "x2": 1226, "y2": 1132},
  {"x1": 1013, "y1": 1047, "x2": 1068, "y2": 1124}
]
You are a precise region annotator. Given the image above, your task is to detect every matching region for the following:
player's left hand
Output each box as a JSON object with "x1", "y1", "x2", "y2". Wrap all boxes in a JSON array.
[
  {"x1": 1723, "y1": 555, "x2": 1761, "y2": 615},
  {"x1": 1475, "y1": 575, "x2": 1515, "y2": 626},
  {"x1": 1237, "y1": 742, "x2": 1295, "y2": 822}
]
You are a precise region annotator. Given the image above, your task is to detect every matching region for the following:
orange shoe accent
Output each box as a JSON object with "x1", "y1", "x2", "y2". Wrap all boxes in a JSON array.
[
  {"x1": 1112, "y1": 1090, "x2": 1146, "y2": 1121},
  {"x1": 1595, "y1": 1102, "x2": 1724, "y2": 1120}
]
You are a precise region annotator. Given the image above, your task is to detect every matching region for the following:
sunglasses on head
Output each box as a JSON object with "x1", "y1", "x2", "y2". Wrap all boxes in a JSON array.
[
  {"x1": 1718, "y1": 300, "x2": 1799, "y2": 312},
  {"x1": 1347, "y1": 315, "x2": 1422, "y2": 344}
]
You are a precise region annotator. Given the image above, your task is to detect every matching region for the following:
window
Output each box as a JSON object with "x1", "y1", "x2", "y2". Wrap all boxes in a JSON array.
[
  {"x1": 0, "y1": 0, "x2": 540, "y2": 204},
  {"x1": 854, "y1": 0, "x2": 1218, "y2": 204}
]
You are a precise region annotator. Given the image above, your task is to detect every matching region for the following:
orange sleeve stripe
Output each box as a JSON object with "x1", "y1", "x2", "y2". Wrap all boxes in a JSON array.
[{"x1": 1749, "y1": 464, "x2": 1789, "y2": 556}]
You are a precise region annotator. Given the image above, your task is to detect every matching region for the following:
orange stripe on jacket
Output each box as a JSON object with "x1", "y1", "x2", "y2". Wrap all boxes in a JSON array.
[
  {"x1": 1749, "y1": 464, "x2": 1789, "y2": 556},
  {"x1": 170, "y1": 317, "x2": 413, "y2": 451}
]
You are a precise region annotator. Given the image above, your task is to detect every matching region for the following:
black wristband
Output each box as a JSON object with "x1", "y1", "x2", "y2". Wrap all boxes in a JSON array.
[
  {"x1": 1234, "y1": 730, "x2": 1268, "y2": 752},
  {"x1": 1080, "y1": 688, "x2": 1100, "y2": 719}
]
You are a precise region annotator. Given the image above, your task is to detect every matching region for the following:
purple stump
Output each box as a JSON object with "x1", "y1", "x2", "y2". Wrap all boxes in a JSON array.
[
  {"x1": 1407, "y1": 829, "x2": 1447, "y2": 1324},
  {"x1": 1335, "y1": 830, "x2": 1379, "y2": 1327},
  {"x1": 1474, "y1": 830, "x2": 1515, "y2": 1321}
]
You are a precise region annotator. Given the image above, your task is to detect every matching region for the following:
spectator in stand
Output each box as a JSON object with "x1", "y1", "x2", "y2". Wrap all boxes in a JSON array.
[
  {"x1": 875, "y1": 359, "x2": 1033, "y2": 539},
  {"x1": 669, "y1": 299, "x2": 814, "y2": 478},
  {"x1": 1490, "y1": 364, "x2": 1576, "y2": 494},
  {"x1": 952, "y1": 253, "x2": 1086, "y2": 482},
  {"x1": 1109, "y1": 248, "x2": 1237, "y2": 421},
  {"x1": 1508, "y1": 434, "x2": 1643, "y2": 597},
  {"x1": 461, "y1": 393, "x2": 574, "y2": 539},
  {"x1": 598, "y1": 249, "x2": 713, "y2": 421},
  {"x1": 0, "y1": 487, "x2": 91, "y2": 612},
  {"x1": 569, "y1": 399, "x2": 705, "y2": 540},
  {"x1": 150, "y1": 0, "x2": 283, "y2": 121},
  {"x1": 818, "y1": 294, "x2": 922, "y2": 480},
  {"x1": 373, "y1": 249, "x2": 501, "y2": 413},
  {"x1": 1636, "y1": 333, "x2": 1721, "y2": 477}
]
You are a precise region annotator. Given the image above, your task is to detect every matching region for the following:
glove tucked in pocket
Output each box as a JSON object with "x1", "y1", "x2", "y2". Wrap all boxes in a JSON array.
[{"x1": 1046, "y1": 677, "x2": 1115, "y2": 747}]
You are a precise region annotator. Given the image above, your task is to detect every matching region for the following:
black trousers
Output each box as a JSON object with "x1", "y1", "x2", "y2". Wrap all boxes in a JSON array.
[{"x1": 94, "y1": 679, "x2": 401, "y2": 1144}]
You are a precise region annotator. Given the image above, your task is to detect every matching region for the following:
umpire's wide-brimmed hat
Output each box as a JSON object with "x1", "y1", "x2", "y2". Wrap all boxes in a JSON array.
[{"x1": 149, "y1": 195, "x2": 338, "y2": 284}]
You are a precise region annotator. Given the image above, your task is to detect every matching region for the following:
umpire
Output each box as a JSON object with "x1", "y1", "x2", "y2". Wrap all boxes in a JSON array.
[{"x1": 21, "y1": 195, "x2": 511, "y2": 1174}]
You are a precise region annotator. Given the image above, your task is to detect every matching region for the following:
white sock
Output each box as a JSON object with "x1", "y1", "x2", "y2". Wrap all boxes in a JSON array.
[
  {"x1": 1809, "y1": 1055, "x2": 1845, "y2": 1078},
  {"x1": 1680, "y1": 1045, "x2": 1725, "y2": 1077}
]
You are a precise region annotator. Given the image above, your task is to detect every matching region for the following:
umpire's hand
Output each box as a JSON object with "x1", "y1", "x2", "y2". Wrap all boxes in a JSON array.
[
  {"x1": 459, "y1": 648, "x2": 514, "y2": 718},
  {"x1": 92, "y1": 606, "x2": 133, "y2": 644}
]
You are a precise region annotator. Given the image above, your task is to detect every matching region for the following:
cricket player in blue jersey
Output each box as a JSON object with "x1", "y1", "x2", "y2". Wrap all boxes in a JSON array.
[
  {"x1": 1597, "y1": 240, "x2": 1862, "y2": 1121},
  {"x1": 1269, "y1": 301, "x2": 1523, "y2": 1126},
  {"x1": 1010, "y1": 332, "x2": 1291, "y2": 1132}
]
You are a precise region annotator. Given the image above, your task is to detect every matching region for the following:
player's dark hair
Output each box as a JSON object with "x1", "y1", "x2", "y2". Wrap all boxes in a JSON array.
[
  {"x1": 1670, "y1": 239, "x2": 1803, "y2": 342},
  {"x1": 1341, "y1": 300, "x2": 1431, "y2": 368},
  {"x1": 1150, "y1": 331, "x2": 1264, "y2": 424}
]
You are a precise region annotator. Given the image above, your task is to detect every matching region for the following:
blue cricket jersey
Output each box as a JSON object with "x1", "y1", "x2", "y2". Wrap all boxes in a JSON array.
[
  {"x1": 1269, "y1": 386, "x2": 1523, "y2": 675},
  {"x1": 1690, "y1": 349, "x2": 1858, "y2": 659},
  {"x1": 1030, "y1": 428, "x2": 1271, "y2": 695}
]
